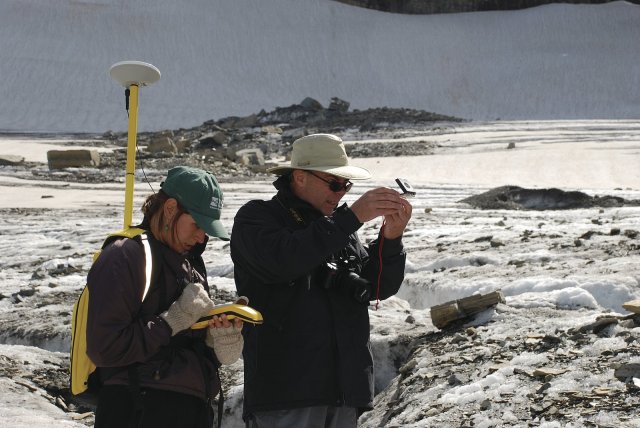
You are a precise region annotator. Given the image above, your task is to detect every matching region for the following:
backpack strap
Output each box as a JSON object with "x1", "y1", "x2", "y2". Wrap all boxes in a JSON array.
[
  {"x1": 139, "y1": 233, "x2": 153, "y2": 301},
  {"x1": 102, "y1": 228, "x2": 155, "y2": 302},
  {"x1": 113, "y1": 230, "x2": 154, "y2": 425}
]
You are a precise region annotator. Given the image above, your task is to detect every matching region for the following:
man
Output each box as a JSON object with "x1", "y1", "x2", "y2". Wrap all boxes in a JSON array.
[{"x1": 231, "y1": 133, "x2": 412, "y2": 428}]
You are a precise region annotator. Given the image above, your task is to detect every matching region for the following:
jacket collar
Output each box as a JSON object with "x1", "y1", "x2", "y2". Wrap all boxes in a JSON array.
[{"x1": 272, "y1": 175, "x2": 323, "y2": 223}]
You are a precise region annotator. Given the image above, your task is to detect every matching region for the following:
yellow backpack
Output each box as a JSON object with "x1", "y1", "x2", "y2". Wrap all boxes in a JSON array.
[{"x1": 69, "y1": 227, "x2": 153, "y2": 396}]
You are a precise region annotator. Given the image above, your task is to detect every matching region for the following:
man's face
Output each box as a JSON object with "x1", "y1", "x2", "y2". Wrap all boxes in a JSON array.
[{"x1": 292, "y1": 170, "x2": 352, "y2": 216}]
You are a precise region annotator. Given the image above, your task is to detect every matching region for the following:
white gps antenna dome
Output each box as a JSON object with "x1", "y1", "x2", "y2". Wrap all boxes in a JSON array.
[{"x1": 109, "y1": 61, "x2": 161, "y2": 87}]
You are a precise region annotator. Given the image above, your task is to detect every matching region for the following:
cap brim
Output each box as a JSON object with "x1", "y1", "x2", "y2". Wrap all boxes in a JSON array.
[
  {"x1": 267, "y1": 165, "x2": 371, "y2": 180},
  {"x1": 191, "y1": 212, "x2": 230, "y2": 241}
]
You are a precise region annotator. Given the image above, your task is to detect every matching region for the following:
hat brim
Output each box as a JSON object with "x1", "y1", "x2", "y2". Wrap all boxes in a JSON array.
[
  {"x1": 191, "y1": 212, "x2": 230, "y2": 241},
  {"x1": 267, "y1": 164, "x2": 371, "y2": 180}
]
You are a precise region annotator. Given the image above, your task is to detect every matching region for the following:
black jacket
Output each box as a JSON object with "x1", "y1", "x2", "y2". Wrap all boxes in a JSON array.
[{"x1": 230, "y1": 176, "x2": 406, "y2": 417}]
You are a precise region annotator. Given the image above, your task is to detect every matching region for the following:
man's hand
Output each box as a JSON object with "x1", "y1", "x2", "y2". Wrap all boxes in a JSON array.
[
  {"x1": 350, "y1": 187, "x2": 412, "y2": 238},
  {"x1": 383, "y1": 196, "x2": 412, "y2": 239}
]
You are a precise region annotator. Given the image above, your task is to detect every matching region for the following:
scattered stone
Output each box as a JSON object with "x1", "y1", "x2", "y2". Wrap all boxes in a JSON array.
[
  {"x1": 623, "y1": 300, "x2": 640, "y2": 314},
  {"x1": 147, "y1": 136, "x2": 177, "y2": 154},
  {"x1": 577, "y1": 315, "x2": 618, "y2": 334},
  {"x1": 56, "y1": 396, "x2": 68, "y2": 411},
  {"x1": 71, "y1": 412, "x2": 94, "y2": 420},
  {"x1": 47, "y1": 149, "x2": 100, "y2": 170},
  {"x1": 234, "y1": 148, "x2": 265, "y2": 168},
  {"x1": 398, "y1": 359, "x2": 417, "y2": 375},
  {"x1": 536, "y1": 382, "x2": 552, "y2": 394},
  {"x1": 592, "y1": 387, "x2": 615, "y2": 396},
  {"x1": 490, "y1": 239, "x2": 504, "y2": 248},
  {"x1": 430, "y1": 290, "x2": 505, "y2": 329},
  {"x1": 480, "y1": 400, "x2": 491, "y2": 410},
  {"x1": 15, "y1": 379, "x2": 38, "y2": 392},
  {"x1": 450, "y1": 333, "x2": 469, "y2": 344},
  {"x1": 328, "y1": 97, "x2": 350, "y2": 113},
  {"x1": 0, "y1": 154, "x2": 25, "y2": 165},
  {"x1": 300, "y1": 97, "x2": 324, "y2": 111},
  {"x1": 424, "y1": 408, "x2": 440, "y2": 417},
  {"x1": 197, "y1": 131, "x2": 228, "y2": 148},
  {"x1": 624, "y1": 230, "x2": 639, "y2": 239},
  {"x1": 614, "y1": 363, "x2": 640, "y2": 381},
  {"x1": 448, "y1": 373, "x2": 467, "y2": 385},
  {"x1": 533, "y1": 368, "x2": 568, "y2": 377}
]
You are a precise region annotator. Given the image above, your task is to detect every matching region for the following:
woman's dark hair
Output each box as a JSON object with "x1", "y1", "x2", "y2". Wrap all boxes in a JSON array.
[{"x1": 141, "y1": 190, "x2": 188, "y2": 243}]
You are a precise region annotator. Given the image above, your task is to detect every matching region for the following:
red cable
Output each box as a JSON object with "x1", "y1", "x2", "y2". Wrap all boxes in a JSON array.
[{"x1": 375, "y1": 220, "x2": 386, "y2": 310}]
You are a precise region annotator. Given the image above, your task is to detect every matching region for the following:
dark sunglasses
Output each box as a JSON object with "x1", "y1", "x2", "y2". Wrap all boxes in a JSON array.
[{"x1": 307, "y1": 171, "x2": 353, "y2": 193}]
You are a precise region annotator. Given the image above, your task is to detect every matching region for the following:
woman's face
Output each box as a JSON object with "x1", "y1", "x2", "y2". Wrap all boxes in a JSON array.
[
  {"x1": 171, "y1": 213, "x2": 206, "y2": 253},
  {"x1": 163, "y1": 198, "x2": 206, "y2": 253}
]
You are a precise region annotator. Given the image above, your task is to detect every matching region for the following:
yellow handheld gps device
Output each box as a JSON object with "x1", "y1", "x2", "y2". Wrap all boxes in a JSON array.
[{"x1": 191, "y1": 303, "x2": 264, "y2": 329}]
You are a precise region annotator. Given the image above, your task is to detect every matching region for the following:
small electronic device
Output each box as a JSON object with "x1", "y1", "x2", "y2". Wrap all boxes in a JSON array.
[
  {"x1": 191, "y1": 303, "x2": 264, "y2": 329},
  {"x1": 395, "y1": 178, "x2": 416, "y2": 198}
]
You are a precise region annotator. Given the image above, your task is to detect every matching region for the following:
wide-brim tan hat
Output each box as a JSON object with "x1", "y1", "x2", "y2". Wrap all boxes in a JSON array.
[{"x1": 267, "y1": 134, "x2": 371, "y2": 180}]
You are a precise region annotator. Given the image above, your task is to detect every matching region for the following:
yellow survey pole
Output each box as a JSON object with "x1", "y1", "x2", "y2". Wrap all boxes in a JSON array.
[
  {"x1": 123, "y1": 84, "x2": 139, "y2": 229},
  {"x1": 109, "y1": 61, "x2": 161, "y2": 230}
]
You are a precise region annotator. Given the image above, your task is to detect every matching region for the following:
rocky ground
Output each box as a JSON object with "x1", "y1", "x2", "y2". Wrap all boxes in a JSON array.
[
  {"x1": 2, "y1": 103, "x2": 640, "y2": 427},
  {"x1": 3, "y1": 188, "x2": 640, "y2": 427},
  {"x1": 362, "y1": 307, "x2": 640, "y2": 427},
  {"x1": 2, "y1": 96, "x2": 460, "y2": 186}
]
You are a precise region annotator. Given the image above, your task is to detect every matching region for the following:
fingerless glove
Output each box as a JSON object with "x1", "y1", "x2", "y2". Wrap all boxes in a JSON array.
[
  {"x1": 160, "y1": 282, "x2": 215, "y2": 336},
  {"x1": 206, "y1": 324, "x2": 244, "y2": 365}
]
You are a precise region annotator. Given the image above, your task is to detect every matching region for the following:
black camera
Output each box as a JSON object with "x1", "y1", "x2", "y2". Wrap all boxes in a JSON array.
[{"x1": 317, "y1": 257, "x2": 371, "y2": 304}]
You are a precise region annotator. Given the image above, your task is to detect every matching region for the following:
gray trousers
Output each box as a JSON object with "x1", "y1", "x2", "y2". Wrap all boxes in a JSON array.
[{"x1": 246, "y1": 406, "x2": 358, "y2": 428}]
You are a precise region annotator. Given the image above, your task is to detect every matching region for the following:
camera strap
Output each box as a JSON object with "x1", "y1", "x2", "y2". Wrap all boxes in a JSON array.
[{"x1": 374, "y1": 220, "x2": 386, "y2": 310}]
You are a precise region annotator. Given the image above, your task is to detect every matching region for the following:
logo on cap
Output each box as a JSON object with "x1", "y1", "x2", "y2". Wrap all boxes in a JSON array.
[{"x1": 210, "y1": 196, "x2": 223, "y2": 210}]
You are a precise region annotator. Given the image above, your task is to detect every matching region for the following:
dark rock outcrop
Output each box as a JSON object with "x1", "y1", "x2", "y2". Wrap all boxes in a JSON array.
[
  {"x1": 334, "y1": 0, "x2": 640, "y2": 15},
  {"x1": 460, "y1": 185, "x2": 640, "y2": 210}
]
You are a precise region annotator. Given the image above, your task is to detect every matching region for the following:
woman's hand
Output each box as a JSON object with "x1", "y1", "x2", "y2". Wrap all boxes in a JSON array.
[
  {"x1": 207, "y1": 314, "x2": 243, "y2": 330},
  {"x1": 206, "y1": 314, "x2": 244, "y2": 365}
]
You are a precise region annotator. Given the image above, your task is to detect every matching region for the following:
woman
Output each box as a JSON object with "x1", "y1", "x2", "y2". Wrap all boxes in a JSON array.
[{"x1": 86, "y1": 166, "x2": 243, "y2": 428}]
